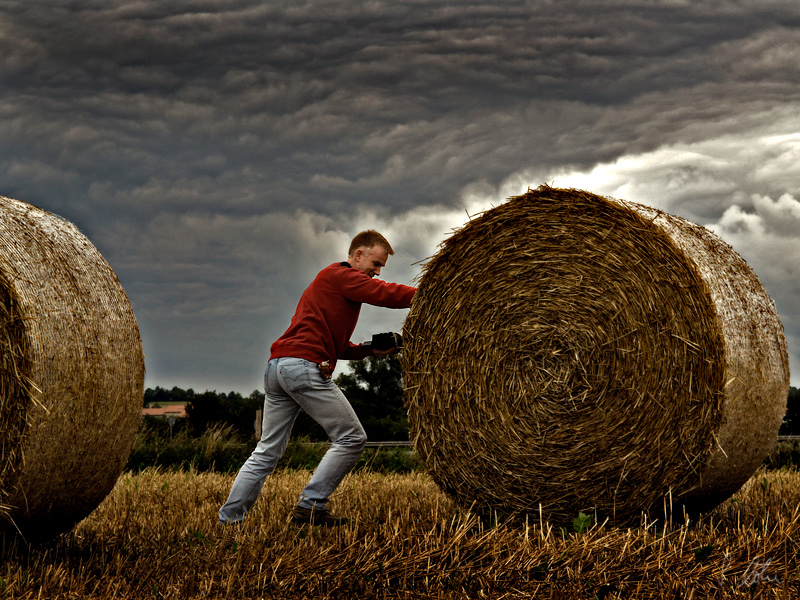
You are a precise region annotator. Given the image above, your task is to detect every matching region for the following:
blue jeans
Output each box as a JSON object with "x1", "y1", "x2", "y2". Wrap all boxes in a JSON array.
[{"x1": 218, "y1": 357, "x2": 367, "y2": 523}]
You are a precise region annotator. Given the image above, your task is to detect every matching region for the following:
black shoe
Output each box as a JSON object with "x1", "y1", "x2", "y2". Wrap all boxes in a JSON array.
[
  {"x1": 217, "y1": 519, "x2": 242, "y2": 527},
  {"x1": 291, "y1": 506, "x2": 348, "y2": 527}
]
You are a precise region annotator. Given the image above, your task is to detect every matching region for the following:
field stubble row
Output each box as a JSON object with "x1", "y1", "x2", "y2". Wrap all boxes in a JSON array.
[{"x1": 1, "y1": 467, "x2": 799, "y2": 599}]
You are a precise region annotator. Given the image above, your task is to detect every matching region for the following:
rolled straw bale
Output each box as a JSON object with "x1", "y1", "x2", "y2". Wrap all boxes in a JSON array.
[
  {"x1": 403, "y1": 186, "x2": 789, "y2": 523},
  {"x1": 0, "y1": 196, "x2": 144, "y2": 539}
]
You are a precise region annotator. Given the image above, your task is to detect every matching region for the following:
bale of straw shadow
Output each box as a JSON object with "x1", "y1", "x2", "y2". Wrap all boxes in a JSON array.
[
  {"x1": 0, "y1": 196, "x2": 145, "y2": 540},
  {"x1": 403, "y1": 186, "x2": 789, "y2": 524}
]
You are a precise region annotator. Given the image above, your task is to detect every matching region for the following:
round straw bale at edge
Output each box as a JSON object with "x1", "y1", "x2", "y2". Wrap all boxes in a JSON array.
[
  {"x1": 0, "y1": 196, "x2": 145, "y2": 539},
  {"x1": 402, "y1": 186, "x2": 788, "y2": 524},
  {"x1": 633, "y1": 203, "x2": 789, "y2": 511}
]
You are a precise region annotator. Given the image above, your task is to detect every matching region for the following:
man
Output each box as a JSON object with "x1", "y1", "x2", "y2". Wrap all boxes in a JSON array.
[{"x1": 218, "y1": 230, "x2": 416, "y2": 527}]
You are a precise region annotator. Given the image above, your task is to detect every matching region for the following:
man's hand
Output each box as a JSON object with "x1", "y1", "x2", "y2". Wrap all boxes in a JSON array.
[
  {"x1": 372, "y1": 347, "x2": 397, "y2": 356},
  {"x1": 368, "y1": 332, "x2": 402, "y2": 355}
]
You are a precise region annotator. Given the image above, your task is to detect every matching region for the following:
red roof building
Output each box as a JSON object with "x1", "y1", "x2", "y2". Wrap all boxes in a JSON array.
[{"x1": 141, "y1": 405, "x2": 187, "y2": 418}]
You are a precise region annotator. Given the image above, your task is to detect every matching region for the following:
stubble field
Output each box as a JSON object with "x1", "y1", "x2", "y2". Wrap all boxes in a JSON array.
[{"x1": 1, "y1": 466, "x2": 799, "y2": 599}]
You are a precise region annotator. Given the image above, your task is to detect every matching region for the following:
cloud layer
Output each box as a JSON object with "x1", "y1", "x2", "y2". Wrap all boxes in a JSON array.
[{"x1": 2, "y1": 0, "x2": 799, "y2": 391}]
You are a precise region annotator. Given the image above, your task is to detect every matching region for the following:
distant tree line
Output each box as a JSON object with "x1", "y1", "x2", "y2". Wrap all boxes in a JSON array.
[
  {"x1": 144, "y1": 367, "x2": 800, "y2": 441},
  {"x1": 143, "y1": 354, "x2": 409, "y2": 442},
  {"x1": 782, "y1": 386, "x2": 800, "y2": 436}
]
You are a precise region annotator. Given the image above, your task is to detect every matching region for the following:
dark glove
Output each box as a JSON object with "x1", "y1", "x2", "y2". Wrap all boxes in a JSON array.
[{"x1": 369, "y1": 332, "x2": 403, "y2": 351}]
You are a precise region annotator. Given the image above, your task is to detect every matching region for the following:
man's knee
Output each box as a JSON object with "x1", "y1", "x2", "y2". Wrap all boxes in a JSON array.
[{"x1": 334, "y1": 429, "x2": 367, "y2": 450}]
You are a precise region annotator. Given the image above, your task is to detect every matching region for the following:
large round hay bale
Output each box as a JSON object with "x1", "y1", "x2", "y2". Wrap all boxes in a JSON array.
[
  {"x1": 0, "y1": 196, "x2": 144, "y2": 540},
  {"x1": 403, "y1": 186, "x2": 789, "y2": 523}
]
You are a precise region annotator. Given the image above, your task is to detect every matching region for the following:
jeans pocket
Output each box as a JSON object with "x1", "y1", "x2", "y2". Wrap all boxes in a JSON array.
[{"x1": 278, "y1": 358, "x2": 314, "y2": 393}]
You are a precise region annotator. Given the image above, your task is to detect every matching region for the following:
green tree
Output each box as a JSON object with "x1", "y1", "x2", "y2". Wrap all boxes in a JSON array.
[
  {"x1": 184, "y1": 389, "x2": 263, "y2": 439},
  {"x1": 781, "y1": 386, "x2": 800, "y2": 435},
  {"x1": 185, "y1": 391, "x2": 226, "y2": 434},
  {"x1": 143, "y1": 385, "x2": 195, "y2": 407},
  {"x1": 334, "y1": 353, "x2": 408, "y2": 441}
]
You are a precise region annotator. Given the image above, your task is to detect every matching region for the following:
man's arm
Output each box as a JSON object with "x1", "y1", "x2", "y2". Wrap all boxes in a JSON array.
[
  {"x1": 340, "y1": 333, "x2": 401, "y2": 360},
  {"x1": 340, "y1": 269, "x2": 416, "y2": 308}
]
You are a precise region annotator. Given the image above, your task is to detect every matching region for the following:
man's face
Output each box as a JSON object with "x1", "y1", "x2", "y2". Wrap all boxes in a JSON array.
[{"x1": 351, "y1": 244, "x2": 389, "y2": 278}]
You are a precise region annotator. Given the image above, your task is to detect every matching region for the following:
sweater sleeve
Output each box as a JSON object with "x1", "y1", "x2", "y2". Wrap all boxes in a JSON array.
[
  {"x1": 340, "y1": 342, "x2": 373, "y2": 360},
  {"x1": 340, "y1": 269, "x2": 416, "y2": 308}
]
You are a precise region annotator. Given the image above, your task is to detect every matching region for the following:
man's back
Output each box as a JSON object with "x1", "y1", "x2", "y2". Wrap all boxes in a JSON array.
[{"x1": 270, "y1": 261, "x2": 415, "y2": 367}]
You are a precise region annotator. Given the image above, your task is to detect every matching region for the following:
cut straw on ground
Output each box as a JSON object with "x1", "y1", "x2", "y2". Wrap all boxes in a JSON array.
[{"x1": 1, "y1": 467, "x2": 798, "y2": 598}]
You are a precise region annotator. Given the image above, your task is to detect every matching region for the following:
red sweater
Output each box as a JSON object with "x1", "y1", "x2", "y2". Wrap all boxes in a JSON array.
[{"x1": 270, "y1": 262, "x2": 417, "y2": 367}]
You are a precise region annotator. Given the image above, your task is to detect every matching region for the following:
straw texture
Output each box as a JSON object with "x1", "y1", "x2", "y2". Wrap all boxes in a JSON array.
[
  {"x1": 0, "y1": 196, "x2": 145, "y2": 539},
  {"x1": 403, "y1": 186, "x2": 789, "y2": 524}
]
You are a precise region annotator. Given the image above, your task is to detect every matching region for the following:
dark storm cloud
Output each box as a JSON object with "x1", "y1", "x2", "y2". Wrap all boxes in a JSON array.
[
  {"x1": 6, "y1": 0, "x2": 798, "y2": 218},
  {"x1": 2, "y1": 0, "x2": 799, "y2": 390}
]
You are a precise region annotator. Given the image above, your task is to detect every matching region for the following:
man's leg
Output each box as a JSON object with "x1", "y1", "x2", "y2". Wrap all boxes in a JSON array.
[
  {"x1": 275, "y1": 358, "x2": 366, "y2": 511},
  {"x1": 218, "y1": 359, "x2": 299, "y2": 524}
]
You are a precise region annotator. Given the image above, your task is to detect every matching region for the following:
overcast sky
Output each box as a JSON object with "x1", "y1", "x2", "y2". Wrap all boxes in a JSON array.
[{"x1": 2, "y1": 0, "x2": 799, "y2": 394}]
